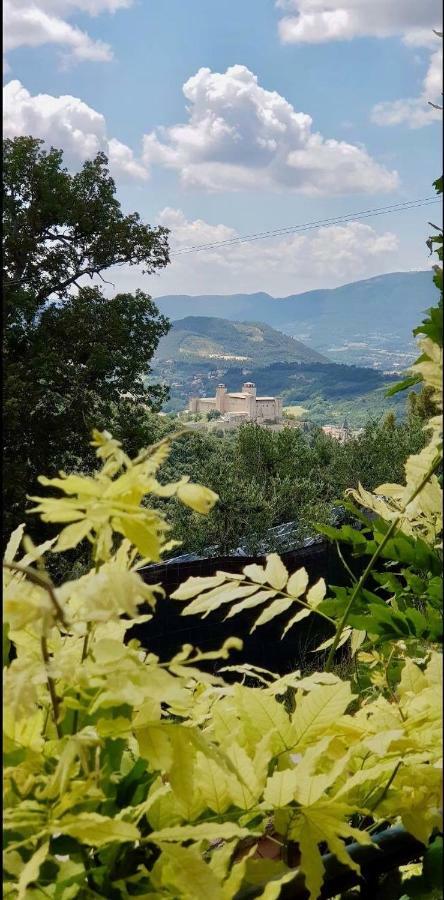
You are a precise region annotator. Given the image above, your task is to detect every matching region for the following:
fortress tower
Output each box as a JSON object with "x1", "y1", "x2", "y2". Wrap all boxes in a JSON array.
[
  {"x1": 215, "y1": 383, "x2": 227, "y2": 413},
  {"x1": 242, "y1": 382, "x2": 257, "y2": 398}
]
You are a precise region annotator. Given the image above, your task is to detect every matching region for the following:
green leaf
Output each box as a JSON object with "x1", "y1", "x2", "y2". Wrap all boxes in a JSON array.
[
  {"x1": 385, "y1": 374, "x2": 422, "y2": 397},
  {"x1": 423, "y1": 836, "x2": 443, "y2": 888}
]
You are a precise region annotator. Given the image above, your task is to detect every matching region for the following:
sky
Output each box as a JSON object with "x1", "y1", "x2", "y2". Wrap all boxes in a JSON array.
[{"x1": 3, "y1": 0, "x2": 443, "y2": 297}]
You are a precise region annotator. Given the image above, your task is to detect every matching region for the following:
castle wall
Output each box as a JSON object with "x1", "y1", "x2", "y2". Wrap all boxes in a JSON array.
[
  {"x1": 256, "y1": 399, "x2": 279, "y2": 420},
  {"x1": 189, "y1": 383, "x2": 283, "y2": 424},
  {"x1": 189, "y1": 397, "x2": 217, "y2": 413},
  {"x1": 225, "y1": 395, "x2": 249, "y2": 412}
]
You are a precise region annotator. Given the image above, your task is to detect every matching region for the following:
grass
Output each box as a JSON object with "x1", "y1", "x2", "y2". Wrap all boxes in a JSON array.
[{"x1": 282, "y1": 405, "x2": 307, "y2": 419}]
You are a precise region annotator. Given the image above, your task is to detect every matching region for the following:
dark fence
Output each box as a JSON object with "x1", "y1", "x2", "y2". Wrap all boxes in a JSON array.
[
  {"x1": 234, "y1": 824, "x2": 430, "y2": 899},
  {"x1": 130, "y1": 539, "x2": 352, "y2": 674}
]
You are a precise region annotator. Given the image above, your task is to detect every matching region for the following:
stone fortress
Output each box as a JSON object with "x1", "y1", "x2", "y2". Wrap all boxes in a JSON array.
[{"x1": 188, "y1": 382, "x2": 283, "y2": 425}]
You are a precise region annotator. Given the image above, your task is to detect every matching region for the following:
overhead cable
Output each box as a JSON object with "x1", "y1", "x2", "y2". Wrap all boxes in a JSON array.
[{"x1": 171, "y1": 196, "x2": 440, "y2": 256}]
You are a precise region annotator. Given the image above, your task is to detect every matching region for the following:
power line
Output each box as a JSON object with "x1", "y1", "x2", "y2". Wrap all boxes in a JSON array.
[{"x1": 171, "y1": 196, "x2": 440, "y2": 256}]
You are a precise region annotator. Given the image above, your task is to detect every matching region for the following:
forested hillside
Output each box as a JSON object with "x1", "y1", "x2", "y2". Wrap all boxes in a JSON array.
[
  {"x1": 154, "y1": 316, "x2": 328, "y2": 365},
  {"x1": 155, "y1": 271, "x2": 436, "y2": 369}
]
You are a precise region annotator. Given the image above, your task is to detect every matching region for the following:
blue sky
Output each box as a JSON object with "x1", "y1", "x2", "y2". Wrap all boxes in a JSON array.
[{"x1": 3, "y1": 0, "x2": 443, "y2": 296}]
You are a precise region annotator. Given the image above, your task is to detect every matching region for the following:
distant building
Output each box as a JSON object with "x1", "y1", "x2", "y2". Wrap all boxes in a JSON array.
[
  {"x1": 322, "y1": 420, "x2": 361, "y2": 443},
  {"x1": 189, "y1": 382, "x2": 283, "y2": 424}
]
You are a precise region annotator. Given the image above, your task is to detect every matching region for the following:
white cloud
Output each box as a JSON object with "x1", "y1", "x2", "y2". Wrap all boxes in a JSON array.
[
  {"x1": 276, "y1": 1, "x2": 441, "y2": 45},
  {"x1": 371, "y1": 47, "x2": 442, "y2": 128},
  {"x1": 3, "y1": 80, "x2": 148, "y2": 181},
  {"x1": 106, "y1": 207, "x2": 401, "y2": 297},
  {"x1": 142, "y1": 65, "x2": 398, "y2": 195},
  {"x1": 3, "y1": 0, "x2": 133, "y2": 68},
  {"x1": 275, "y1": 2, "x2": 442, "y2": 129}
]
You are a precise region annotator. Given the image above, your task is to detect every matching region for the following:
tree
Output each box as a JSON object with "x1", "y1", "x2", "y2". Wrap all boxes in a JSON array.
[
  {"x1": 408, "y1": 384, "x2": 439, "y2": 421},
  {"x1": 3, "y1": 137, "x2": 171, "y2": 545}
]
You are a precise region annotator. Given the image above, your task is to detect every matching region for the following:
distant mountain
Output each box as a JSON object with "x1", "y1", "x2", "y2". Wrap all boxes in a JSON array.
[
  {"x1": 155, "y1": 271, "x2": 437, "y2": 369},
  {"x1": 154, "y1": 316, "x2": 328, "y2": 366}
]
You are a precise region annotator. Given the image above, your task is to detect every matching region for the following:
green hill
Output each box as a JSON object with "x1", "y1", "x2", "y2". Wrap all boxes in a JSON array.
[
  {"x1": 154, "y1": 271, "x2": 438, "y2": 369},
  {"x1": 154, "y1": 316, "x2": 329, "y2": 366}
]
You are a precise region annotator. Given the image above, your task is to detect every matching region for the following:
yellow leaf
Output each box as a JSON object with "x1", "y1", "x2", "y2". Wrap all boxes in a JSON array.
[
  {"x1": 281, "y1": 607, "x2": 311, "y2": 638},
  {"x1": 398, "y1": 658, "x2": 428, "y2": 697},
  {"x1": 157, "y1": 843, "x2": 224, "y2": 900},
  {"x1": 55, "y1": 519, "x2": 92, "y2": 551},
  {"x1": 194, "y1": 753, "x2": 232, "y2": 814},
  {"x1": 251, "y1": 597, "x2": 294, "y2": 631},
  {"x1": 225, "y1": 741, "x2": 265, "y2": 808},
  {"x1": 177, "y1": 482, "x2": 219, "y2": 514},
  {"x1": 255, "y1": 870, "x2": 298, "y2": 899},
  {"x1": 171, "y1": 573, "x2": 228, "y2": 600},
  {"x1": 145, "y1": 785, "x2": 182, "y2": 831},
  {"x1": 287, "y1": 568, "x2": 309, "y2": 598},
  {"x1": 243, "y1": 563, "x2": 267, "y2": 584},
  {"x1": 17, "y1": 842, "x2": 49, "y2": 900},
  {"x1": 306, "y1": 579, "x2": 326, "y2": 608},
  {"x1": 56, "y1": 813, "x2": 139, "y2": 846},
  {"x1": 182, "y1": 583, "x2": 259, "y2": 618},
  {"x1": 313, "y1": 628, "x2": 351, "y2": 653},
  {"x1": 292, "y1": 825, "x2": 324, "y2": 900},
  {"x1": 350, "y1": 629, "x2": 366, "y2": 656},
  {"x1": 263, "y1": 768, "x2": 298, "y2": 807},
  {"x1": 288, "y1": 681, "x2": 353, "y2": 751},
  {"x1": 149, "y1": 822, "x2": 254, "y2": 842},
  {"x1": 117, "y1": 516, "x2": 161, "y2": 561},
  {"x1": 264, "y1": 554, "x2": 288, "y2": 590},
  {"x1": 424, "y1": 652, "x2": 442, "y2": 686},
  {"x1": 132, "y1": 697, "x2": 162, "y2": 727},
  {"x1": 137, "y1": 725, "x2": 173, "y2": 771},
  {"x1": 291, "y1": 801, "x2": 373, "y2": 899},
  {"x1": 38, "y1": 473, "x2": 102, "y2": 497},
  {"x1": 234, "y1": 686, "x2": 291, "y2": 753},
  {"x1": 224, "y1": 589, "x2": 278, "y2": 619},
  {"x1": 4, "y1": 524, "x2": 25, "y2": 563}
]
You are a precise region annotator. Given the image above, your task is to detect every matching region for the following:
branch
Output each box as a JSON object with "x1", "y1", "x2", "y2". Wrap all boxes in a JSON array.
[
  {"x1": 41, "y1": 635, "x2": 62, "y2": 739},
  {"x1": 97, "y1": 271, "x2": 115, "y2": 288},
  {"x1": 3, "y1": 561, "x2": 68, "y2": 628}
]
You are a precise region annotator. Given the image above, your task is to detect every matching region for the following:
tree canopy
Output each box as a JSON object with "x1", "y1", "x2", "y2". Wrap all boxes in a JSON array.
[{"x1": 3, "y1": 137, "x2": 171, "y2": 545}]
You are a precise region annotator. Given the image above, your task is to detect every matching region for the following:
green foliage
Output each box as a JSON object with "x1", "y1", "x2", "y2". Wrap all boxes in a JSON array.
[
  {"x1": 3, "y1": 173, "x2": 443, "y2": 900},
  {"x1": 3, "y1": 137, "x2": 171, "y2": 547},
  {"x1": 160, "y1": 417, "x2": 426, "y2": 557},
  {"x1": 3, "y1": 424, "x2": 442, "y2": 899}
]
